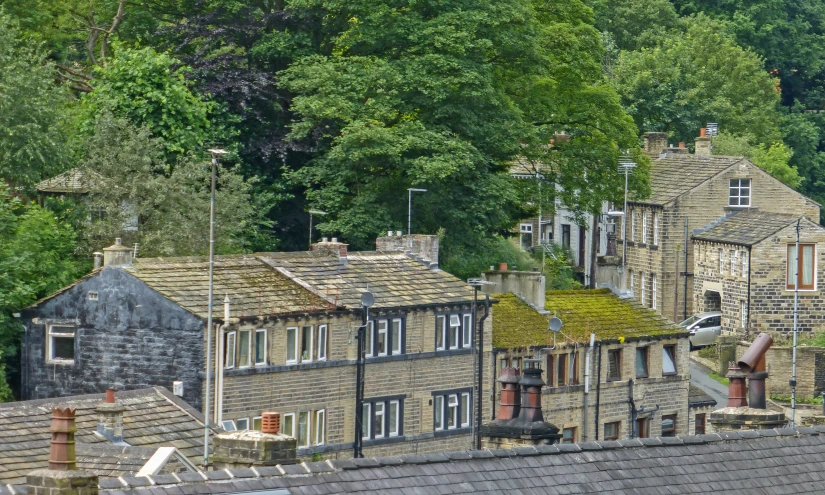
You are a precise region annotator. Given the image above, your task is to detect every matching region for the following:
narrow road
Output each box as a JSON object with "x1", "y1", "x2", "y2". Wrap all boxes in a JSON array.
[{"x1": 689, "y1": 359, "x2": 728, "y2": 407}]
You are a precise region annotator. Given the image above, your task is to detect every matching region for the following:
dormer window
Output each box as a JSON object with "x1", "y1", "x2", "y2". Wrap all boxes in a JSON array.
[{"x1": 729, "y1": 179, "x2": 751, "y2": 206}]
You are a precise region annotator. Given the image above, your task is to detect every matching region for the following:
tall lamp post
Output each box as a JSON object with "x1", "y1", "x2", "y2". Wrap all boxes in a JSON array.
[
  {"x1": 308, "y1": 209, "x2": 328, "y2": 249},
  {"x1": 407, "y1": 188, "x2": 427, "y2": 249},
  {"x1": 204, "y1": 148, "x2": 227, "y2": 468},
  {"x1": 618, "y1": 158, "x2": 636, "y2": 289}
]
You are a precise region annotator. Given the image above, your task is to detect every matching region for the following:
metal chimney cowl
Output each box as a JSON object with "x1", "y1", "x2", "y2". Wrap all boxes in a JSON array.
[{"x1": 102, "y1": 238, "x2": 133, "y2": 267}]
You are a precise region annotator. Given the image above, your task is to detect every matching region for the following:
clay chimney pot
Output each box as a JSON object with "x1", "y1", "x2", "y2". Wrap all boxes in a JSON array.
[{"x1": 261, "y1": 412, "x2": 280, "y2": 434}]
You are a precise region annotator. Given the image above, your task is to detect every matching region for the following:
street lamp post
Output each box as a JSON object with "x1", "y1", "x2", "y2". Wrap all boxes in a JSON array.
[
  {"x1": 407, "y1": 188, "x2": 427, "y2": 249},
  {"x1": 618, "y1": 159, "x2": 636, "y2": 289},
  {"x1": 308, "y1": 209, "x2": 328, "y2": 249}
]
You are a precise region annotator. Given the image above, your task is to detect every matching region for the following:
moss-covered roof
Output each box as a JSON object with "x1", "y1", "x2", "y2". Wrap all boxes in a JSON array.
[{"x1": 492, "y1": 289, "x2": 685, "y2": 349}]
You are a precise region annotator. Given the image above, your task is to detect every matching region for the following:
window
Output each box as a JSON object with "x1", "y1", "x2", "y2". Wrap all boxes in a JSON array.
[
  {"x1": 562, "y1": 427, "x2": 576, "y2": 444},
  {"x1": 221, "y1": 420, "x2": 237, "y2": 431},
  {"x1": 719, "y1": 249, "x2": 724, "y2": 274},
  {"x1": 641, "y1": 273, "x2": 647, "y2": 305},
  {"x1": 520, "y1": 223, "x2": 533, "y2": 249},
  {"x1": 433, "y1": 390, "x2": 471, "y2": 431},
  {"x1": 391, "y1": 319, "x2": 402, "y2": 355},
  {"x1": 661, "y1": 414, "x2": 676, "y2": 437},
  {"x1": 630, "y1": 210, "x2": 636, "y2": 242},
  {"x1": 642, "y1": 211, "x2": 648, "y2": 243},
  {"x1": 557, "y1": 353, "x2": 568, "y2": 386},
  {"x1": 365, "y1": 321, "x2": 374, "y2": 357},
  {"x1": 695, "y1": 413, "x2": 706, "y2": 435},
  {"x1": 562, "y1": 224, "x2": 571, "y2": 247},
  {"x1": 314, "y1": 410, "x2": 325, "y2": 445},
  {"x1": 604, "y1": 421, "x2": 620, "y2": 441},
  {"x1": 462, "y1": 314, "x2": 473, "y2": 349},
  {"x1": 636, "y1": 418, "x2": 649, "y2": 438},
  {"x1": 629, "y1": 270, "x2": 634, "y2": 293},
  {"x1": 88, "y1": 291, "x2": 98, "y2": 301},
  {"x1": 742, "y1": 251, "x2": 748, "y2": 277},
  {"x1": 635, "y1": 347, "x2": 649, "y2": 378},
  {"x1": 436, "y1": 316, "x2": 446, "y2": 351},
  {"x1": 47, "y1": 325, "x2": 75, "y2": 364},
  {"x1": 361, "y1": 403, "x2": 372, "y2": 439},
  {"x1": 298, "y1": 411, "x2": 309, "y2": 446},
  {"x1": 238, "y1": 330, "x2": 251, "y2": 368},
  {"x1": 787, "y1": 244, "x2": 816, "y2": 290},
  {"x1": 301, "y1": 326, "x2": 313, "y2": 362},
  {"x1": 286, "y1": 327, "x2": 297, "y2": 364},
  {"x1": 653, "y1": 212, "x2": 659, "y2": 245},
  {"x1": 389, "y1": 400, "x2": 400, "y2": 437},
  {"x1": 662, "y1": 345, "x2": 677, "y2": 375},
  {"x1": 377, "y1": 320, "x2": 388, "y2": 356},
  {"x1": 448, "y1": 315, "x2": 460, "y2": 349},
  {"x1": 374, "y1": 402, "x2": 385, "y2": 438},
  {"x1": 225, "y1": 331, "x2": 237, "y2": 368},
  {"x1": 729, "y1": 178, "x2": 751, "y2": 206},
  {"x1": 741, "y1": 301, "x2": 748, "y2": 328},
  {"x1": 254, "y1": 329, "x2": 267, "y2": 365},
  {"x1": 570, "y1": 351, "x2": 580, "y2": 385},
  {"x1": 317, "y1": 325, "x2": 327, "y2": 361},
  {"x1": 607, "y1": 349, "x2": 621, "y2": 381},
  {"x1": 731, "y1": 250, "x2": 738, "y2": 276},
  {"x1": 253, "y1": 416, "x2": 262, "y2": 431},
  {"x1": 236, "y1": 417, "x2": 250, "y2": 430},
  {"x1": 651, "y1": 274, "x2": 657, "y2": 310},
  {"x1": 546, "y1": 354, "x2": 555, "y2": 386},
  {"x1": 283, "y1": 413, "x2": 295, "y2": 438}
]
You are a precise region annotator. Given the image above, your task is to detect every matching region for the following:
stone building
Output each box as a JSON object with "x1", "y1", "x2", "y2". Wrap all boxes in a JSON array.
[
  {"x1": 619, "y1": 131, "x2": 820, "y2": 322},
  {"x1": 692, "y1": 210, "x2": 825, "y2": 335},
  {"x1": 20, "y1": 235, "x2": 492, "y2": 460},
  {"x1": 688, "y1": 385, "x2": 717, "y2": 435},
  {"x1": 489, "y1": 288, "x2": 690, "y2": 443}
]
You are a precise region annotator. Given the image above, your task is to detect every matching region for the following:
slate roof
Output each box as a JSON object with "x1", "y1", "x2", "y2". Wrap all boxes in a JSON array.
[
  {"x1": 688, "y1": 384, "x2": 718, "y2": 408},
  {"x1": 492, "y1": 289, "x2": 686, "y2": 348},
  {"x1": 4, "y1": 427, "x2": 822, "y2": 495},
  {"x1": 636, "y1": 154, "x2": 744, "y2": 206},
  {"x1": 692, "y1": 210, "x2": 807, "y2": 247},
  {"x1": 35, "y1": 168, "x2": 99, "y2": 194},
  {"x1": 0, "y1": 387, "x2": 212, "y2": 484}
]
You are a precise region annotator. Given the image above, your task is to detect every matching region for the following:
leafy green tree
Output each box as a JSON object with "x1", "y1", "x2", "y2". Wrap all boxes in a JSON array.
[
  {"x1": 613, "y1": 14, "x2": 784, "y2": 147},
  {"x1": 0, "y1": 13, "x2": 72, "y2": 191},
  {"x1": 711, "y1": 132, "x2": 802, "y2": 188},
  {"x1": 78, "y1": 114, "x2": 273, "y2": 256},
  {"x1": 0, "y1": 183, "x2": 85, "y2": 400},
  {"x1": 587, "y1": 0, "x2": 680, "y2": 51}
]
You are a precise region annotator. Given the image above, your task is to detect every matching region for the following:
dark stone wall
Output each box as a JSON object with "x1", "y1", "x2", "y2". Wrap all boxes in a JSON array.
[{"x1": 21, "y1": 267, "x2": 205, "y2": 410}]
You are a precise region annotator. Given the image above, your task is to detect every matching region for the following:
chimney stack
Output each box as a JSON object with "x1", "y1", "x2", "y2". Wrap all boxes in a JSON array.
[
  {"x1": 95, "y1": 388, "x2": 125, "y2": 443},
  {"x1": 27, "y1": 408, "x2": 99, "y2": 495},
  {"x1": 311, "y1": 238, "x2": 348, "y2": 265},
  {"x1": 517, "y1": 360, "x2": 546, "y2": 423},
  {"x1": 643, "y1": 132, "x2": 668, "y2": 155},
  {"x1": 211, "y1": 411, "x2": 297, "y2": 469},
  {"x1": 375, "y1": 234, "x2": 440, "y2": 269},
  {"x1": 496, "y1": 367, "x2": 521, "y2": 420},
  {"x1": 695, "y1": 128, "x2": 712, "y2": 156},
  {"x1": 102, "y1": 238, "x2": 133, "y2": 267},
  {"x1": 93, "y1": 252, "x2": 103, "y2": 270}
]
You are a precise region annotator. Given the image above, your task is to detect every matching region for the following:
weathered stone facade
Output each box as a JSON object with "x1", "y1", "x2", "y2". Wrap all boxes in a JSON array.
[{"x1": 620, "y1": 140, "x2": 820, "y2": 322}]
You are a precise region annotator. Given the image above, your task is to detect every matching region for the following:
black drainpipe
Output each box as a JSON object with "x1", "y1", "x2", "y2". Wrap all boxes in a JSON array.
[
  {"x1": 594, "y1": 342, "x2": 603, "y2": 440},
  {"x1": 628, "y1": 379, "x2": 636, "y2": 439},
  {"x1": 476, "y1": 294, "x2": 490, "y2": 450},
  {"x1": 746, "y1": 245, "x2": 752, "y2": 331}
]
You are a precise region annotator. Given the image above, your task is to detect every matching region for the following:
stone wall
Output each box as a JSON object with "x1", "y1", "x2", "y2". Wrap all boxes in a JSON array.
[
  {"x1": 693, "y1": 240, "x2": 750, "y2": 334},
  {"x1": 21, "y1": 267, "x2": 205, "y2": 409},
  {"x1": 621, "y1": 157, "x2": 820, "y2": 322}
]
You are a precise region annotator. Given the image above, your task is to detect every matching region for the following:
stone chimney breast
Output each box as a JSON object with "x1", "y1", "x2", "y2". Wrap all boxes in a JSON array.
[
  {"x1": 211, "y1": 429, "x2": 297, "y2": 469},
  {"x1": 95, "y1": 389, "x2": 125, "y2": 443},
  {"x1": 643, "y1": 132, "x2": 668, "y2": 155},
  {"x1": 311, "y1": 239, "x2": 348, "y2": 265}
]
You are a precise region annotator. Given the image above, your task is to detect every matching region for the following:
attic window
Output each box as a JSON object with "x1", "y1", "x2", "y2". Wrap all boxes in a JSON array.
[
  {"x1": 46, "y1": 324, "x2": 75, "y2": 365},
  {"x1": 88, "y1": 291, "x2": 98, "y2": 301},
  {"x1": 729, "y1": 179, "x2": 751, "y2": 206}
]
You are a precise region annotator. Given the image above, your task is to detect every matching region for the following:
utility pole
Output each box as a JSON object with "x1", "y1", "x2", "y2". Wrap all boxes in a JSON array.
[
  {"x1": 308, "y1": 209, "x2": 328, "y2": 249},
  {"x1": 619, "y1": 158, "x2": 636, "y2": 289}
]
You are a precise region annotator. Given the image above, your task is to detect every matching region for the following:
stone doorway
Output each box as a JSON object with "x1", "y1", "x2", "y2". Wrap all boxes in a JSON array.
[{"x1": 704, "y1": 290, "x2": 721, "y2": 312}]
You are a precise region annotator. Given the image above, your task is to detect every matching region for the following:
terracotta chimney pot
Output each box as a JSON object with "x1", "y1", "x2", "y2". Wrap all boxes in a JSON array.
[
  {"x1": 700, "y1": 127, "x2": 707, "y2": 137},
  {"x1": 49, "y1": 407, "x2": 78, "y2": 471},
  {"x1": 261, "y1": 412, "x2": 280, "y2": 434}
]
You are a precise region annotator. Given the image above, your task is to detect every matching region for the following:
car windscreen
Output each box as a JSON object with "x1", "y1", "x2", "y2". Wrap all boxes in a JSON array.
[{"x1": 680, "y1": 315, "x2": 702, "y2": 327}]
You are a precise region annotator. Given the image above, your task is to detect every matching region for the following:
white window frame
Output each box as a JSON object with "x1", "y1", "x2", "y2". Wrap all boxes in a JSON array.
[
  {"x1": 254, "y1": 329, "x2": 267, "y2": 366},
  {"x1": 374, "y1": 402, "x2": 385, "y2": 439},
  {"x1": 448, "y1": 315, "x2": 460, "y2": 350},
  {"x1": 221, "y1": 420, "x2": 237, "y2": 431},
  {"x1": 317, "y1": 324, "x2": 327, "y2": 361},
  {"x1": 787, "y1": 243, "x2": 817, "y2": 291},
  {"x1": 641, "y1": 273, "x2": 647, "y2": 305},
  {"x1": 389, "y1": 400, "x2": 400, "y2": 437},
  {"x1": 46, "y1": 324, "x2": 76, "y2": 365},
  {"x1": 642, "y1": 210, "x2": 648, "y2": 244},
  {"x1": 225, "y1": 331, "x2": 237, "y2": 369},
  {"x1": 742, "y1": 251, "x2": 748, "y2": 277},
  {"x1": 729, "y1": 178, "x2": 751, "y2": 207},
  {"x1": 447, "y1": 394, "x2": 459, "y2": 429},
  {"x1": 651, "y1": 274, "x2": 657, "y2": 310},
  {"x1": 462, "y1": 314, "x2": 472, "y2": 349},
  {"x1": 741, "y1": 300, "x2": 748, "y2": 328},
  {"x1": 653, "y1": 212, "x2": 659, "y2": 245},
  {"x1": 391, "y1": 318, "x2": 402, "y2": 355},
  {"x1": 238, "y1": 329, "x2": 252, "y2": 368},
  {"x1": 434, "y1": 396, "x2": 444, "y2": 431},
  {"x1": 300, "y1": 325, "x2": 314, "y2": 363},
  {"x1": 436, "y1": 315, "x2": 447, "y2": 351},
  {"x1": 298, "y1": 411, "x2": 310, "y2": 447},
  {"x1": 252, "y1": 416, "x2": 262, "y2": 431},
  {"x1": 314, "y1": 409, "x2": 326, "y2": 445},
  {"x1": 731, "y1": 250, "x2": 738, "y2": 277},
  {"x1": 285, "y1": 327, "x2": 298, "y2": 364},
  {"x1": 460, "y1": 392, "x2": 471, "y2": 428},
  {"x1": 236, "y1": 417, "x2": 250, "y2": 430},
  {"x1": 631, "y1": 209, "x2": 636, "y2": 242},
  {"x1": 719, "y1": 249, "x2": 724, "y2": 274},
  {"x1": 519, "y1": 223, "x2": 533, "y2": 233},
  {"x1": 361, "y1": 403, "x2": 372, "y2": 440},
  {"x1": 282, "y1": 413, "x2": 296, "y2": 438},
  {"x1": 629, "y1": 270, "x2": 634, "y2": 293},
  {"x1": 377, "y1": 320, "x2": 388, "y2": 356},
  {"x1": 365, "y1": 321, "x2": 375, "y2": 358}
]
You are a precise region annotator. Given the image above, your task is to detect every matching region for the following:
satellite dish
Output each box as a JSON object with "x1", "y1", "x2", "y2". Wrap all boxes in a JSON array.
[
  {"x1": 360, "y1": 291, "x2": 375, "y2": 308},
  {"x1": 548, "y1": 317, "x2": 563, "y2": 333}
]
